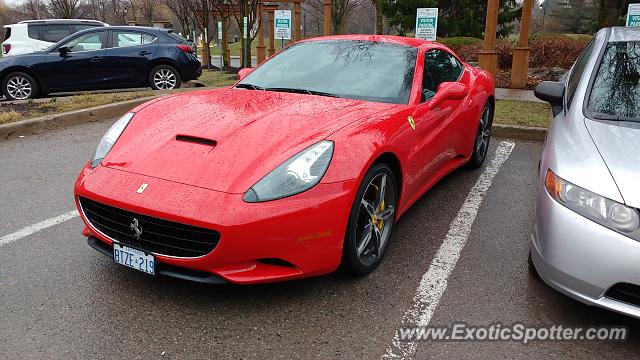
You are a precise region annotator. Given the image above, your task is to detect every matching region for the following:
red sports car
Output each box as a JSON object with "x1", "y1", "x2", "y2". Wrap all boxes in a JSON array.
[{"x1": 75, "y1": 35, "x2": 495, "y2": 284}]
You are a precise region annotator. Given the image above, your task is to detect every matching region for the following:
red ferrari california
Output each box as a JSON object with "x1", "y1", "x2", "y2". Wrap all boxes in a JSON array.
[{"x1": 74, "y1": 35, "x2": 495, "y2": 284}]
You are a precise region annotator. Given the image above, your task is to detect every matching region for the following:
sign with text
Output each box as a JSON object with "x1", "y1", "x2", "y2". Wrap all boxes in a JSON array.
[
  {"x1": 415, "y1": 8, "x2": 438, "y2": 41},
  {"x1": 628, "y1": 4, "x2": 640, "y2": 26},
  {"x1": 274, "y1": 10, "x2": 292, "y2": 40},
  {"x1": 217, "y1": 21, "x2": 223, "y2": 40}
]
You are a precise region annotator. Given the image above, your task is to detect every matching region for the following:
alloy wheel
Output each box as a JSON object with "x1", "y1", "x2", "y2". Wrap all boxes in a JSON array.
[
  {"x1": 355, "y1": 173, "x2": 396, "y2": 266},
  {"x1": 153, "y1": 69, "x2": 177, "y2": 90},
  {"x1": 476, "y1": 107, "x2": 491, "y2": 161},
  {"x1": 6, "y1": 76, "x2": 33, "y2": 100}
]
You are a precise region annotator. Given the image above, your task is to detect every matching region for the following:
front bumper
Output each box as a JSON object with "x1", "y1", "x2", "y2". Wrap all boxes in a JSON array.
[
  {"x1": 531, "y1": 187, "x2": 640, "y2": 319},
  {"x1": 75, "y1": 165, "x2": 357, "y2": 284}
]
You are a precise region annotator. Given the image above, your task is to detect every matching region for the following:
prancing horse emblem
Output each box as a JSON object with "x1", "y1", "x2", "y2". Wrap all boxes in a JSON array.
[{"x1": 130, "y1": 218, "x2": 143, "y2": 240}]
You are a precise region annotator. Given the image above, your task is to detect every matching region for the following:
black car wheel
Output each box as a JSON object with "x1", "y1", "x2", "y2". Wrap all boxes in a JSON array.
[
  {"x1": 2, "y1": 72, "x2": 38, "y2": 101},
  {"x1": 468, "y1": 101, "x2": 493, "y2": 168},
  {"x1": 149, "y1": 65, "x2": 182, "y2": 90},
  {"x1": 341, "y1": 163, "x2": 397, "y2": 275}
]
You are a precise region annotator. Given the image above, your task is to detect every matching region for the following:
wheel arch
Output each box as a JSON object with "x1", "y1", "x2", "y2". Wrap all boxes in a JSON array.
[
  {"x1": 147, "y1": 58, "x2": 180, "y2": 76},
  {"x1": 373, "y1": 152, "x2": 403, "y2": 206},
  {"x1": 0, "y1": 66, "x2": 43, "y2": 94}
]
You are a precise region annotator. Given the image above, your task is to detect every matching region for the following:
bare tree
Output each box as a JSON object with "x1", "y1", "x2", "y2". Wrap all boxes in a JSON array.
[
  {"x1": 162, "y1": 0, "x2": 193, "y2": 34},
  {"x1": 138, "y1": 0, "x2": 156, "y2": 25},
  {"x1": 109, "y1": 0, "x2": 127, "y2": 24},
  {"x1": 86, "y1": 0, "x2": 109, "y2": 21},
  {"x1": 46, "y1": 0, "x2": 85, "y2": 18},
  {"x1": 24, "y1": 0, "x2": 44, "y2": 19},
  {"x1": 306, "y1": 0, "x2": 362, "y2": 34}
]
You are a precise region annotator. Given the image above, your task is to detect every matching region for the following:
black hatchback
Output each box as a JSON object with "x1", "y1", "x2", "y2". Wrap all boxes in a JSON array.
[{"x1": 0, "y1": 26, "x2": 201, "y2": 100}]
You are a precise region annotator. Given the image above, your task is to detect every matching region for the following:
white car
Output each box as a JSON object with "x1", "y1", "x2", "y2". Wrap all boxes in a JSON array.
[{"x1": 2, "y1": 19, "x2": 107, "y2": 57}]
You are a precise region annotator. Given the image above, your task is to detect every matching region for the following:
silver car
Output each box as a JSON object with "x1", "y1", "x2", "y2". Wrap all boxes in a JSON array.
[{"x1": 531, "y1": 27, "x2": 640, "y2": 318}]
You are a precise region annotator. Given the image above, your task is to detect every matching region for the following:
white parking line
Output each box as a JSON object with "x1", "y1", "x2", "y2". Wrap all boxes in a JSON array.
[
  {"x1": 0, "y1": 210, "x2": 79, "y2": 247},
  {"x1": 382, "y1": 141, "x2": 516, "y2": 359}
]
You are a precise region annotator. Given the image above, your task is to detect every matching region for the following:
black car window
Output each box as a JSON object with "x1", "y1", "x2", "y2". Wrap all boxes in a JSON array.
[
  {"x1": 112, "y1": 31, "x2": 156, "y2": 48},
  {"x1": 566, "y1": 39, "x2": 597, "y2": 109},
  {"x1": 61, "y1": 31, "x2": 105, "y2": 52},
  {"x1": 39, "y1": 25, "x2": 73, "y2": 43},
  {"x1": 3, "y1": 27, "x2": 10, "y2": 41},
  {"x1": 422, "y1": 49, "x2": 463, "y2": 101},
  {"x1": 587, "y1": 41, "x2": 640, "y2": 120}
]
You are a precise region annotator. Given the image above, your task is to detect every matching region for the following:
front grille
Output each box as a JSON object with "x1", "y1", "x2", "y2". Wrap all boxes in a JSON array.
[
  {"x1": 79, "y1": 197, "x2": 220, "y2": 258},
  {"x1": 605, "y1": 283, "x2": 640, "y2": 307}
]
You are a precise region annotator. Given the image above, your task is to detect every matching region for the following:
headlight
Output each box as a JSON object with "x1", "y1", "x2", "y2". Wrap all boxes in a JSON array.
[
  {"x1": 243, "y1": 141, "x2": 334, "y2": 203},
  {"x1": 90, "y1": 112, "x2": 134, "y2": 168},
  {"x1": 545, "y1": 169, "x2": 640, "y2": 233}
]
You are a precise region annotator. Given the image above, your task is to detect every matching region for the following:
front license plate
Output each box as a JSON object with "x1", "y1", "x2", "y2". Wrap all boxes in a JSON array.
[{"x1": 113, "y1": 243, "x2": 155, "y2": 275}]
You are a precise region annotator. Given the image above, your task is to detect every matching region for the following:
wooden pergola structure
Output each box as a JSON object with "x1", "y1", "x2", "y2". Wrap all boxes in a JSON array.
[
  {"x1": 479, "y1": 0, "x2": 534, "y2": 89},
  {"x1": 256, "y1": 0, "x2": 304, "y2": 63}
]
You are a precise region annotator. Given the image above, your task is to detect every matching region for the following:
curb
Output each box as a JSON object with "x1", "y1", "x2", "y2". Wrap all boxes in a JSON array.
[
  {"x1": 0, "y1": 96, "x2": 158, "y2": 141},
  {"x1": 492, "y1": 124, "x2": 547, "y2": 142},
  {"x1": 1, "y1": 98, "x2": 549, "y2": 143}
]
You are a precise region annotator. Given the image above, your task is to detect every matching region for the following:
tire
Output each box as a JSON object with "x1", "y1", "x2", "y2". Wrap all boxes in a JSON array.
[
  {"x1": 341, "y1": 163, "x2": 398, "y2": 275},
  {"x1": 148, "y1": 65, "x2": 182, "y2": 90},
  {"x1": 2, "y1": 72, "x2": 38, "y2": 100},
  {"x1": 468, "y1": 101, "x2": 494, "y2": 169}
]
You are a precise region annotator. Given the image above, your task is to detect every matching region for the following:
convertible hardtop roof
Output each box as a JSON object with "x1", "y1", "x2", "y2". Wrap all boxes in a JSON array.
[{"x1": 299, "y1": 34, "x2": 437, "y2": 49}]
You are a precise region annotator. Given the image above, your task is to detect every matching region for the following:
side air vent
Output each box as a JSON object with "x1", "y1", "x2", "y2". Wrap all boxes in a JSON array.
[{"x1": 176, "y1": 135, "x2": 217, "y2": 147}]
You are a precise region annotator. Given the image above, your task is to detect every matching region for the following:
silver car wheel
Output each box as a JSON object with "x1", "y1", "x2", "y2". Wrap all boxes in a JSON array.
[
  {"x1": 6, "y1": 76, "x2": 33, "y2": 100},
  {"x1": 153, "y1": 69, "x2": 177, "y2": 90},
  {"x1": 356, "y1": 173, "x2": 396, "y2": 266}
]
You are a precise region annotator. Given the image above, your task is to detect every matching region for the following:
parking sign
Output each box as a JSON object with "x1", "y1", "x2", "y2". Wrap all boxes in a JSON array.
[
  {"x1": 415, "y1": 8, "x2": 438, "y2": 41},
  {"x1": 274, "y1": 10, "x2": 292, "y2": 40},
  {"x1": 628, "y1": 4, "x2": 640, "y2": 26}
]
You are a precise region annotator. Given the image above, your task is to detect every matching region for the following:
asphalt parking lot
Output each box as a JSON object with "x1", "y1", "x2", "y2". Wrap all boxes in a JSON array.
[{"x1": 1, "y1": 119, "x2": 640, "y2": 359}]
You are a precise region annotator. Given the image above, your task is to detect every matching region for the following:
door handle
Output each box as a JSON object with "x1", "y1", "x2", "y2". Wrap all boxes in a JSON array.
[
  {"x1": 90, "y1": 56, "x2": 101, "y2": 62},
  {"x1": 139, "y1": 51, "x2": 151, "y2": 56}
]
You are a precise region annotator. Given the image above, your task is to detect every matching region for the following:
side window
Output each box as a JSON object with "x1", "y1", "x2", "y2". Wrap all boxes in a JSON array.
[
  {"x1": 61, "y1": 31, "x2": 105, "y2": 52},
  {"x1": 39, "y1": 25, "x2": 73, "y2": 43},
  {"x1": 27, "y1": 25, "x2": 39, "y2": 40},
  {"x1": 422, "y1": 49, "x2": 464, "y2": 101},
  {"x1": 112, "y1": 31, "x2": 156, "y2": 48},
  {"x1": 566, "y1": 39, "x2": 597, "y2": 109}
]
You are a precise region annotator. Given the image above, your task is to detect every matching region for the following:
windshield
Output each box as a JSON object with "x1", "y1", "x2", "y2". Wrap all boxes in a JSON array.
[
  {"x1": 588, "y1": 41, "x2": 640, "y2": 121},
  {"x1": 237, "y1": 40, "x2": 418, "y2": 104}
]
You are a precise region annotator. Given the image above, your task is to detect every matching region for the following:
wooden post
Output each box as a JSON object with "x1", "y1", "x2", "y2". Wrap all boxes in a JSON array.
[
  {"x1": 511, "y1": 0, "x2": 533, "y2": 89},
  {"x1": 294, "y1": 1, "x2": 302, "y2": 41},
  {"x1": 478, "y1": 0, "x2": 500, "y2": 78},
  {"x1": 257, "y1": 6, "x2": 266, "y2": 63},
  {"x1": 268, "y1": 10, "x2": 276, "y2": 56},
  {"x1": 222, "y1": 15, "x2": 230, "y2": 68},
  {"x1": 323, "y1": 0, "x2": 332, "y2": 36}
]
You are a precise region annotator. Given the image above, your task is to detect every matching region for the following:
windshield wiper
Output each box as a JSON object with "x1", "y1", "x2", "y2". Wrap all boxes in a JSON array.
[
  {"x1": 235, "y1": 83, "x2": 264, "y2": 90},
  {"x1": 264, "y1": 87, "x2": 340, "y2": 98}
]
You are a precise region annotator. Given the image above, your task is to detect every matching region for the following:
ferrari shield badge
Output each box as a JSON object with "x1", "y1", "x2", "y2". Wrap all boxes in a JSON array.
[
  {"x1": 408, "y1": 116, "x2": 416, "y2": 130},
  {"x1": 136, "y1": 184, "x2": 149, "y2": 194}
]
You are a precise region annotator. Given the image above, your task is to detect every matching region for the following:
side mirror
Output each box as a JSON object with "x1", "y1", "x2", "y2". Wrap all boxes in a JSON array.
[
  {"x1": 238, "y1": 68, "x2": 253, "y2": 81},
  {"x1": 58, "y1": 46, "x2": 71, "y2": 56},
  {"x1": 534, "y1": 81, "x2": 565, "y2": 117},
  {"x1": 427, "y1": 82, "x2": 470, "y2": 110}
]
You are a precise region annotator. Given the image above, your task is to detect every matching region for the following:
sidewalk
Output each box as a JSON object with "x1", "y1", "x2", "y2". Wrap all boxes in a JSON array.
[{"x1": 495, "y1": 88, "x2": 543, "y2": 103}]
